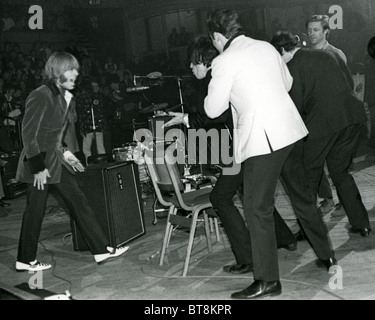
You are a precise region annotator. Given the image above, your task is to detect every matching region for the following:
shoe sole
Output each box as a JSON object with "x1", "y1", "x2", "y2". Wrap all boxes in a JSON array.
[
  {"x1": 96, "y1": 248, "x2": 129, "y2": 265},
  {"x1": 223, "y1": 269, "x2": 253, "y2": 274},
  {"x1": 16, "y1": 267, "x2": 52, "y2": 273},
  {"x1": 231, "y1": 290, "x2": 282, "y2": 299}
]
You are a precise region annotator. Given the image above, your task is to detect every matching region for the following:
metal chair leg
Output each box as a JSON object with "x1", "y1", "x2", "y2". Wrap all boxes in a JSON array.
[
  {"x1": 166, "y1": 207, "x2": 177, "y2": 249},
  {"x1": 159, "y1": 206, "x2": 175, "y2": 266},
  {"x1": 203, "y1": 211, "x2": 213, "y2": 253},
  {"x1": 214, "y1": 217, "x2": 221, "y2": 242},
  {"x1": 182, "y1": 209, "x2": 200, "y2": 277},
  {"x1": 152, "y1": 197, "x2": 158, "y2": 225},
  {"x1": 209, "y1": 216, "x2": 214, "y2": 233}
]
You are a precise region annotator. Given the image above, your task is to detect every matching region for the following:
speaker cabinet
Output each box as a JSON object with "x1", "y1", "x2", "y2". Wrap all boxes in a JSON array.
[
  {"x1": 0, "y1": 154, "x2": 27, "y2": 199},
  {"x1": 71, "y1": 161, "x2": 145, "y2": 251}
]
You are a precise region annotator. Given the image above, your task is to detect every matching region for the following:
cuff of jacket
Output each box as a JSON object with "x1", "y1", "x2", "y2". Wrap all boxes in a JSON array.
[{"x1": 27, "y1": 153, "x2": 46, "y2": 174}]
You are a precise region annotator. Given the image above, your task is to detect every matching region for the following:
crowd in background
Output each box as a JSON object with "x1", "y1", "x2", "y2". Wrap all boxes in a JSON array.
[{"x1": 0, "y1": 37, "x2": 190, "y2": 164}]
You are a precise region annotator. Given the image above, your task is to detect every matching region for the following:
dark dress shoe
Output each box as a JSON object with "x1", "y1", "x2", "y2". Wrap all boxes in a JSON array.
[
  {"x1": 231, "y1": 280, "x2": 282, "y2": 299},
  {"x1": 316, "y1": 257, "x2": 337, "y2": 271},
  {"x1": 0, "y1": 200, "x2": 11, "y2": 207},
  {"x1": 223, "y1": 263, "x2": 253, "y2": 274},
  {"x1": 349, "y1": 227, "x2": 372, "y2": 238},
  {"x1": 294, "y1": 230, "x2": 306, "y2": 242}
]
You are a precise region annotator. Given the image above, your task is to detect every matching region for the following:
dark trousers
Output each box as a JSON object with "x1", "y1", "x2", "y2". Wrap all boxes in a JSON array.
[
  {"x1": 304, "y1": 124, "x2": 370, "y2": 229},
  {"x1": 281, "y1": 140, "x2": 333, "y2": 260},
  {"x1": 243, "y1": 142, "x2": 333, "y2": 282},
  {"x1": 242, "y1": 145, "x2": 293, "y2": 281},
  {"x1": 17, "y1": 166, "x2": 109, "y2": 263},
  {"x1": 318, "y1": 170, "x2": 333, "y2": 199},
  {"x1": 210, "y1": 167, "x2": 296, "y2": 266}
]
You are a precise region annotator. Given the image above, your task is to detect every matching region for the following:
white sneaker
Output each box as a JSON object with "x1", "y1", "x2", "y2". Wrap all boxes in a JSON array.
[
  {"x1": 16, "y1": 260, "x2": 52, "y2": 272},
  {"x1": 94, "y1": 246, "x2": 129, "y2": 265}
]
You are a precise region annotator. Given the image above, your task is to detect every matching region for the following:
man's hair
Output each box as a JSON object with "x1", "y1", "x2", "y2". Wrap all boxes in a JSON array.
[
  {"x1": 207, "y1": 8, "x2": 244, "y2": 39},
  {"x1": 270, "y1": 31, "x2": 300, "y2": 55},
  {"x1": 44, "y1": 51, "x2": 79, "y2": 82},
  {"x1": 368, "y1": 36, "x2": 375, "y2": 59},
  {"x1": 188, "y1": 36, "x2": 219, "y2": 66},
  {"x1": 306, "y1": 14, "x2": 330, "y2": 37}
]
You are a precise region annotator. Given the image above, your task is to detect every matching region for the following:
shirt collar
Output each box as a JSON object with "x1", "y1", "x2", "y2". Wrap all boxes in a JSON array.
[
  {"x1": 46, "y1": 80, "x2": 73, "y2": 107},
  {"x1": 223, "y1": 33, "x2": 245, "y2": 52},
  {"x1": 321, "y1": 41, "x2": 330, "y2": 50},
  {"x1": 46, "y1": 81, "x2": 64, "y2": 97}
]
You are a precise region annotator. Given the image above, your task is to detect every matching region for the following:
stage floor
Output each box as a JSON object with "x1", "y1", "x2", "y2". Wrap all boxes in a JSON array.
[{"x1": 1, "y1": 140, "x2": 375, "y2": 301}]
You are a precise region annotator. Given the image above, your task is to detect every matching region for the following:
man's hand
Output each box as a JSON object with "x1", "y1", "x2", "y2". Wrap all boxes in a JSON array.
[
  {"x1": 163, "y1": 112, "x2": 187, "y2": 128},
  {"x1": 63, "y1": 151, "x2": 85, "y2": 172},
  {"x1": 33, "y1": 169, "x2": 51, "y2": 190}
]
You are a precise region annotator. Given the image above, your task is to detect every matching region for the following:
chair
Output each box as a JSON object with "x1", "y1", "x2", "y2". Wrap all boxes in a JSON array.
[{"x1": 144, "y1": 143, "x2": 220, "y2": 276}]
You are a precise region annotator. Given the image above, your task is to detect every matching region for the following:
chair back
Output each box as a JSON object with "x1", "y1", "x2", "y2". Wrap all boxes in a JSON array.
[
  {"x1": 164, "y1": 144, "x2": 194, "y2": 211},
  {"x1": 144, "y1": 143, "x2": 184, "y2": 207}
]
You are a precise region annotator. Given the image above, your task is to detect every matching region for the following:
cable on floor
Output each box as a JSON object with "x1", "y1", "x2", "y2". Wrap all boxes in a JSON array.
[{"x1": 38, "y1": 239, "x2": 73, "y2": 297}]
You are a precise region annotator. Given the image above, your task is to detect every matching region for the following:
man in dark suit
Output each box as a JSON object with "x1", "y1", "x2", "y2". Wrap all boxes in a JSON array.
[
  {"x1": 15, "y1": 52, "x2": 129, "y2": 272},
  {"x1": 271, "y1": 31, "x2": 371, "y2": 237}
]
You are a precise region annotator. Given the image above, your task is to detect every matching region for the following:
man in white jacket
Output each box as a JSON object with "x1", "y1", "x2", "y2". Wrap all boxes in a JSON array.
[{"x1": 204, "y1": 8, "x2": 335, "y2": 299}]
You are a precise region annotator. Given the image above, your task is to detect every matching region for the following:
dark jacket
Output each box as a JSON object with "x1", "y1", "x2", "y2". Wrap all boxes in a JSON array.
[
  {"x1": 188, "y1": 70, "x2": 233, "y2": 166},
  {"x1": 288, "y1": 49, "x2": 367, "y2": 139},
  {"x1": 188, "y1": 70, "x2": 233, "y2": 132},
  {"x1": 16, "y1": 82, "x2": 75, "y2": 184}
]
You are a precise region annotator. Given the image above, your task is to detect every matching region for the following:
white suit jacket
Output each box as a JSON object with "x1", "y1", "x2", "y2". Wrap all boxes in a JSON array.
[{"x1": 204, "y1": 35, "x2": 308, "y2": 163}]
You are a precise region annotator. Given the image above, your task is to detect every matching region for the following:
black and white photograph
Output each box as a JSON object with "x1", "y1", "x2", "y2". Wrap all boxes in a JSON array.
[{"x1": 0, "y1": 0, "x2": 375, "y2": 305}]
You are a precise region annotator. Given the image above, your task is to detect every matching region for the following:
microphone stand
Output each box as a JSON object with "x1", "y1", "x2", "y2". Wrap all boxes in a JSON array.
[
  {"x1": 15, "y1": 116, "x2": 23, "y2": 151},
  {"x1": 90, "y1": 102, "x2": 98, "y2": 162},
  {"x1": 158, "y1": 75, "x2": 191, "y2": 170}
]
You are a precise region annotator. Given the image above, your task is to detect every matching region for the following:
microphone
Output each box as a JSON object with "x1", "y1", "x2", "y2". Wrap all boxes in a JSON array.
[{"x1": 126, "y1": 86, "x2": 150, "y2": 92}]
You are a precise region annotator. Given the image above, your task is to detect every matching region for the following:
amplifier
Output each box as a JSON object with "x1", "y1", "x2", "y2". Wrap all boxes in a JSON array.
[
  {"x1": 2, "y1": 180, "x2": 27, "y2": 199},
  {"x1": 71, "y1": 161, "x2": 146, "y2": 251},
  {"x1": 0, "y1": 154, "x2": 27, "y2": 199}
]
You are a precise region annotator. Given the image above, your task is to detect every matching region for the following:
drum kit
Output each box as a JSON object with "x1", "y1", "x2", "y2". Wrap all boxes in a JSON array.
[
  {"x1": 139, "y1": 102, "x2": 169, "y2": 114},
  {"x1": 111, "y1": 71, "x2": 194, "y2": 225}
]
